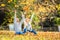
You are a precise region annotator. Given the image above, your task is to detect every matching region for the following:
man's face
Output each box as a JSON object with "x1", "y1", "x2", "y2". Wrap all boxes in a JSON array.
[{"x1": 16, "y1": 18, "x2": 19, "y2": 22}]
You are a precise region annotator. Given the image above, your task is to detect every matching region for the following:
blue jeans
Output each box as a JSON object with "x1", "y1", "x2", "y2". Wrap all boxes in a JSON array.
[
  {"x1": 15, "y1": 32, "x2": 24, "y2": 34},
  {"x1": 23, "y1": 28, "x2": 37, "y2": 34}
]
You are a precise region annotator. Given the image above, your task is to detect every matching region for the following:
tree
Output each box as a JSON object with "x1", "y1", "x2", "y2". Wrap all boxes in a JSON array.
[{"x1": 0, "y1": 0, "x2": 59, "y2": 30}]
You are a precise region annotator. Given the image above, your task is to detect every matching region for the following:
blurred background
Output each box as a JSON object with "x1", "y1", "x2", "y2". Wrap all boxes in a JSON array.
[{"x1": 0, "y1": 0, "x2": 60, "y2": 31}]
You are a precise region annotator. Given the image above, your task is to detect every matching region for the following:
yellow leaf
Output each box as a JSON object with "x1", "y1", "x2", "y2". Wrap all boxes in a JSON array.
[
  {"x1": 8, "y1": 0, "x2": 12, "y2": 3},
  {"x1": 8, "y1": 0, "x2": 12, "y2": 2},
  {"x1": 15, "y1": 5, "x2": 19, "y2": 7},
  {"x1": 1, "y1": 4, "x2": 5, "y2": 7},
  {"x1": 8, "y1": 1, "x2": 11, "y2": 3}
]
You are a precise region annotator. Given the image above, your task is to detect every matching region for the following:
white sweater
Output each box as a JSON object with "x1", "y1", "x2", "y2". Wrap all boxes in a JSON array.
[{"x1": 14, "y1": 13, "x2": 24, "y2": 32}]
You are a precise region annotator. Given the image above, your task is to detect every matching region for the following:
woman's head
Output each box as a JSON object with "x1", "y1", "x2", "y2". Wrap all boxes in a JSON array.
[{"x1": 26, "y1": 18, "x2": 30, "y2": 22}]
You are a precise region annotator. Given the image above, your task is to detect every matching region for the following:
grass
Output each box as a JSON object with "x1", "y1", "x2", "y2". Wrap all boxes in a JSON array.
[{"x1": 0, "y1": 31, "x2": 60, "y2": 40}]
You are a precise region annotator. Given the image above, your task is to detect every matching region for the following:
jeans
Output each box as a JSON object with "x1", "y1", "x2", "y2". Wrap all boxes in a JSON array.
[
  {"x1": 23, "y1": 28, "x2": 37, "y2": 34},
  {"x1": 15, "y1": 32, "x2": 24, "y2": 34}
]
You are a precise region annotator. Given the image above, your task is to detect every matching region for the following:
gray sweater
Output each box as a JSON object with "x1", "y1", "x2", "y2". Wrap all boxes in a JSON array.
[{"x1": 14, "y1": 13, "x2": 24, "y2": 32}]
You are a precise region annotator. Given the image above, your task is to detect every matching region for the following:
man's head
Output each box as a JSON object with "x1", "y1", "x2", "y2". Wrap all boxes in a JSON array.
[{"x1": 16, "y1": 17, "x2": 20, "y2": 22}]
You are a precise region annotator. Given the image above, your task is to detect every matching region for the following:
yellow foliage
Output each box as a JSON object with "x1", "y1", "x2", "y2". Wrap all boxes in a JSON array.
[
  {"x1": 8, "y1": 0, "x2": 12, "y2": 2},
  {"x1": 20, "y1": 2, "x2": 27, "y2": 4},
  {"x1": 56, "y1": 4, "x2": 60, "y2": 10},
  {"x1": 8, "y1": 18, "x2": 13, "y2": 23},
  {"x1": 0, "y1": 31, "x2": 60, "y2": 40},
  {"x1": 26, "y1": 0, "x2": 34, "y2": 3},
  {"x1": 20, "y1": 0, "x2": 34, "y2": 5},
  {"x1": 15, "y1": 5, "x2": 19, "y2": 7},
  {"x1": 1, "y1": 4, "x2": 5, "y2": 7},
  {"x1": 8, "y1": 1, "x2": 11, "y2": 3},
  {"x1": 39, "y1": 6, "x2": 47, "y2": 13},
  {"x1": 8, "y1": 0, "x2": 12, "y2": 3},
  {"x1": 23, "y1": 6, "x2": 30, "y2": 12},
  {"x1": 33, "y1": 5, "x2": 39, "y2": 12}
]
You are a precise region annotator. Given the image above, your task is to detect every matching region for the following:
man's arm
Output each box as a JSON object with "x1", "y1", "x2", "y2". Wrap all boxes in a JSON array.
[
  {"x1": 14, "y1": 10, "x2": 17, "y2": 24},
  {"x1": 20, "y1": 13, "x2": 25, "y2": 25}
]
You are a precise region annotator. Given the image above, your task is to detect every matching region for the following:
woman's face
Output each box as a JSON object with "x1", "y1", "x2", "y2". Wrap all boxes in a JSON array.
[{"x1": 26, "y1": 18, "x2": 30, "y2": 22}]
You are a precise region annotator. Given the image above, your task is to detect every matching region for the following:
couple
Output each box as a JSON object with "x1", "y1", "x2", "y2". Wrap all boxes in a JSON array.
[{"x1": 14, "y1": 10, "x2": 37, "y2": 35}]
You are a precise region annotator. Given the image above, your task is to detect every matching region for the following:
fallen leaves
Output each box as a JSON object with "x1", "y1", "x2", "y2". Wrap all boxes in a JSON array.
[{"x1": 0, "y1": 31, "x2": 60, "y2": 40}]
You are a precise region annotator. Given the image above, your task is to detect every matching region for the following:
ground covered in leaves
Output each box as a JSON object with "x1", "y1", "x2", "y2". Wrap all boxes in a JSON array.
[{"x1": 0, "y1": 31, "x2": 60, "y2": 40}]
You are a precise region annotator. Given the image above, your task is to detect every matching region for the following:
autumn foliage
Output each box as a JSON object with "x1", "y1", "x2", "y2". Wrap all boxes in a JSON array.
[{"x1": 0, "y1": 31, "x2": 60, "y2": 40}]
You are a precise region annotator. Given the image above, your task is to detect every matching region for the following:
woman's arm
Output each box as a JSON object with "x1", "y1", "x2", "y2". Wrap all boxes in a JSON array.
[{"x1": 30, "y1": 13, "x2": 34, "y2": 23}]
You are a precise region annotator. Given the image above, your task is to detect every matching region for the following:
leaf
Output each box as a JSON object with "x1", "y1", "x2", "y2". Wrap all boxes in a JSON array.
[{"x1": 14, "y1": 0, "x2": 17, "y2": 3}]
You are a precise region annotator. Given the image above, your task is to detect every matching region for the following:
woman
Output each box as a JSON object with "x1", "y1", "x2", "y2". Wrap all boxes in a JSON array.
[{"x1": 23, "y1": 12, "x2": 37, "y2": 34}]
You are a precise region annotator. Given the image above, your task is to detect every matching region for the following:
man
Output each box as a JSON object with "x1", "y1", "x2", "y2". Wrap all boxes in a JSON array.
[{"x1": 14, "y1": 10, "x2": 24, "y2": 34}]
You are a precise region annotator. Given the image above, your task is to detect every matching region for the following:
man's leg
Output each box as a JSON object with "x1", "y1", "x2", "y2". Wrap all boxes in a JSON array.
[
  {"x1": 30, "y1": 29, "x2": 37, "y2": 34},
  {"x1": 15, "y1": 32, "x2": 24, "y2": 35},
  {"x1": 15, "y1": 32, "x2": 20, "y2": 35},
  {"x1": 23, "y1": 28, "x2": 27, "y2": 33}
]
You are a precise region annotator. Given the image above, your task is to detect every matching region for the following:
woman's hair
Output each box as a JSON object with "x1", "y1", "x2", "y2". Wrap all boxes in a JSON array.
[{"x1": 25, "y1": 18, "x2": 30, "y2": 22}]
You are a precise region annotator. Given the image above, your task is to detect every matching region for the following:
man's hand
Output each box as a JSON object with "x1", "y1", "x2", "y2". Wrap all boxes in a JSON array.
[
  {"x1": 22, "y1": 13, "x2": 24, "y2": 17},
  {"x1": 14, "y1": 10, "x2": 17, "y2": 13}
]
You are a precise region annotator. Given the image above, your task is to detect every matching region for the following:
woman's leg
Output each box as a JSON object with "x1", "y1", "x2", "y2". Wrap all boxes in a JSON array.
[
  {"x1": 27, "y1": 24, "x2": 37, "y2": 34},
  {"x1": 23, "y1": 28, "x2": 27, "y2": 33}
]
